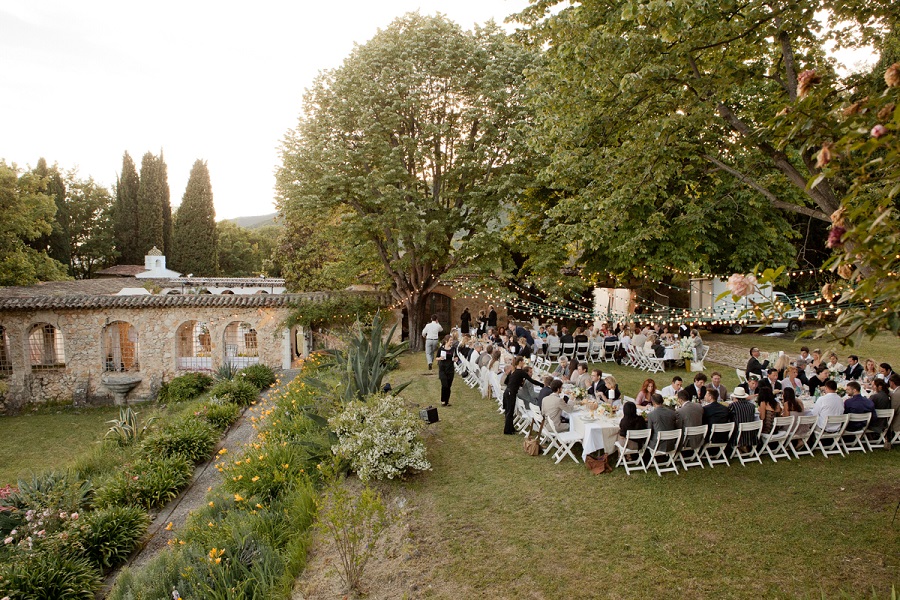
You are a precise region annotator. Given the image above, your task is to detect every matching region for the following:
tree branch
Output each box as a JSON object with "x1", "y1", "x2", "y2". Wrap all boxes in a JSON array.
[{"x1": 701, "y1": 153, "x2": 830, "y2": 221}]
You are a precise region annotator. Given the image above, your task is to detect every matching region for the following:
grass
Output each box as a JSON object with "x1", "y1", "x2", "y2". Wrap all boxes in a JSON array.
[
  {"x1": 0, "y1": 405, "x2": 122, "y2": 486},
  {"x1": 385, "y1": 351, "x2": 900, "y2": 599},
  {"x1": 704, "y1": 329, "x2": 900, "y2": 364}
]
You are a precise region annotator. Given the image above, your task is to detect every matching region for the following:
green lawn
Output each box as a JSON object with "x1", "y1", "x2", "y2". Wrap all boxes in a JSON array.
[
  {"x1": 388, "y1": 352, "x2": 900, "y2": 599},
  {"x1": 0, "y1": 405, "x2": 121, "y2": 486}
]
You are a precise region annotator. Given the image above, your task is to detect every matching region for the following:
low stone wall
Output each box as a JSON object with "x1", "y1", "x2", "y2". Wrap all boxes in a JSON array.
[{"x1": 0, "y1": 305, "x2": 300, "y2": 411}]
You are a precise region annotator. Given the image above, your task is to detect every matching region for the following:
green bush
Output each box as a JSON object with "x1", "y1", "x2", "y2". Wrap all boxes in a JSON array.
[
  {"x1": 141, "y1": 417, "x2": 218, "y2": 464},
  {"x1": 197, "y1": 400, "x2": 242, "y2": 430},
  {"x1": 158, "y1": 372, "x2": 213, "y2": 403},
  {"x1": 71, "y1": 505, "x2": 149, "y2": 569},
  {"x1": 0, "y1": 549, "x2": 102, "y2": 600},
  {"x1": 221, "y1": 443, "x2": 315, "y2": 501},
  {"x1": 1, "y1": 470, "x2": 92, "y2": 513},
  {"x1": 108, "y1": 545, "x2": 197, "y2": 600},
  {"x1": 105, "y1": 407, "x2": 157, "y2": 447},
  {"x1": 209, "y1": 378, "x2": 259, "y2": 407},
  {"x1": 239, "y1": 363, "x2": 276, "y2": 390},
  {"x1": 94, "y1": 455, "x2": 193, "y2": 510}
]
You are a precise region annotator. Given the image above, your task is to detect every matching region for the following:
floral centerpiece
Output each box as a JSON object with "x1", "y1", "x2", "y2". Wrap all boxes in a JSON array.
[
  {"x1": 679, "y1": 336, "x2": 693, "y2": 360},
  {"x1": 585, "y1": 398, "x2": 599, "y2": 418},
  {"x1": 601, "y1": 402, "x2": 617, "y2": 418},
  {"x1": 571, "y1": 387, "x2": 586, "y2": 402},
  {"x1": 663, "y1": 396, "x2": 677, "y2": 408}
]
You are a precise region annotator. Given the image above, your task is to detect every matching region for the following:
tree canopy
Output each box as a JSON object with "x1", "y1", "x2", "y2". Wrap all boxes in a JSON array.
[
  {"x1": 172, "y1": 159, "x2": 217, "y2": 276},
  {"x1": 113, "y1": 152, "x2": 141, "y2": 265},
  {"x1": 136, "y1": 151, "x2": 172, "y2": 258},
  {"x1": 277, "y1": 13, "x2": 538, "y2": 349}
]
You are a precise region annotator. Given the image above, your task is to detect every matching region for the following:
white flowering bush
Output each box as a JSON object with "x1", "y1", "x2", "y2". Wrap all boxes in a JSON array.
[{"x1": 330, "y1": 394, "x2": 431, "y2": 482}]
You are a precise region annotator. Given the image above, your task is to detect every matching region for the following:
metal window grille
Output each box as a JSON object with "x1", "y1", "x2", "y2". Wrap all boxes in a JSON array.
[
  {"x1": 176, "y1": 320, "x2": 212, "y2": 371},
  {"x1": 103, "y1": 321, "x2": 139, "y2": 372},
  {"x1": 224, "y1": 321, "x2": 258, "y2": 367},
  {"x1": 28, "y1": 323, "x2": 66, "y2": 369},
  {"x1": 0, "y1": 325, "x2": 12, "y2": 373}
]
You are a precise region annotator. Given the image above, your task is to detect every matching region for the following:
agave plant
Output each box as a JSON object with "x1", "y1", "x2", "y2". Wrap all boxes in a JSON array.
[
  {"x1": 327, "y1": 312, "x2": 409, "y2": 402},
  {"x1": 105, "y1": 407, "x2": 157, "y2": 447}
]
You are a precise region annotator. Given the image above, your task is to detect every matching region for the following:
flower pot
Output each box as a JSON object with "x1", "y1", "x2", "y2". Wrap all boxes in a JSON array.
[{"x1": 685, "y1": 359, "x2": 691, "y2": 371}]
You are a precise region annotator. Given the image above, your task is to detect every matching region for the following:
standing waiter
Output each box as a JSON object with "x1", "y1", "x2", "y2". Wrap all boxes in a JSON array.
[
  {"x1": 503, "y1": 357, "x2": 542, "y2": 434},
  {"x1": 422, "y1": 314, "x2": 443, "y2": 371},
  {"x1": 435, "y1": 336, "x2": 456, "y2": 406},
  {"x1": 487, "y1": 305, "x2": 498, "y2": 328}
]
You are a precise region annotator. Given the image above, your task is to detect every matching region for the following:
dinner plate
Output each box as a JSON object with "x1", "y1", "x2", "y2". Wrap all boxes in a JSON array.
[{"x1": 581, "y1": 416, "x2": 598, "y2": 422}]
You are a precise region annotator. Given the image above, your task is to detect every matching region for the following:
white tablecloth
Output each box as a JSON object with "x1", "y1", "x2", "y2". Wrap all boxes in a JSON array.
[{"x1": 565, "y1": 409, "x2": 621, "y2": 460}]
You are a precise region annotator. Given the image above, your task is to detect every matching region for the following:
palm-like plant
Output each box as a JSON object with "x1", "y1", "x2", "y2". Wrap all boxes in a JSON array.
[{"x1": 328, "y1": 313, "x2": 409, "y2": 402}]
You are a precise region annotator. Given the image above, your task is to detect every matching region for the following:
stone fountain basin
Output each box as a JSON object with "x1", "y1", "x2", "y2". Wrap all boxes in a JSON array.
[{"x1": 101, "y1": 373, "x2": 143, "y2": 392}]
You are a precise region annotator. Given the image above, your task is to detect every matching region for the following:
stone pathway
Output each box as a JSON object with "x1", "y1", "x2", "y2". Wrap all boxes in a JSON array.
[{"x1": 103, "y1": 369, "x2": 302, "y2": 591}]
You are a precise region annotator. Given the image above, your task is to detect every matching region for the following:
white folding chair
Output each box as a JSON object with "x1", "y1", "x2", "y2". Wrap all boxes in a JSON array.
[
  {"x1": 560, "y1": 342, "x2": 576, "y2": 360},
  {"x1": 604, "y1": 341, "x2": 620, "y2": 363},
  {"x1": 760, "y1": 416, "x2": 795, "y2": 462},
  {"x1": 545, "y1": 345, "x2": 561, "y2": 366},
  {"x1": 633, "y1": 347, "x2": 652, "y2": 372},
  {"x1": 812, "y1": 414, "x2": 850, "y2": 458},
  {"x1": 541, "y1": 417, "x2": 581, "y2": 464},
  {"x1": 490, "y1": 373, "x2": 504, "y2": 413},
  {"x1": 841, "y1": 413, "x2": 871, "y2": 454},
  {"x1": 678, "y1": 424, "x2": 708, "y2": 470},
  {"x1": 514, "y1": 398, "x2": 532, "y2": 434},
  {"x1": 729, "y1": 421, "x2": 763, "y2": 466},
  {"x1": 614, "y1": 429, "x2": 651, "y2": 474},
  {"x1": 864, "y1": 409, "x2": 895, "y2": 451},
  {"x1": 788, "y1": 415, "x2": 819, "y2": 458},
  {"x1": 588, "y1": 340, "x2": 604, "y2": 363},
  {"x1": 697, "y1": 344, "x2": 710, "y2": 363},
  {"x1": 644, "y1": 350, "x2": 666, "y2": 374},
  {"x1": 479, "y1": 366, "x2": 490, "y2": 399},
  {"x1": 575, "y1": 342, "x2": 589, "y2": 362},
  {"x1": 736, "y1": 369, "x2": 747, "y2": 384},
  {"x1": 647, "y1": 429, "x2": 682, "y2": 476},
  {"x1": 702, "y1": 422, "x2": 735, "y2": 467}
]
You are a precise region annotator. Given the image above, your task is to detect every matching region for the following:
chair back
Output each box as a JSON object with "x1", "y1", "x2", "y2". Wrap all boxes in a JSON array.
[
  {"x1": 771, "y1": 415, "x2": 795, "y2": 434},
  {"x1": 736, "y1": 369, "x2": 747, "y2": 384},
  {"x1": 561, "y1": 342, "x2": 576, "y2": 357},
  {"x1": 652, "y1": 429, "x2": 682, "y2": 454},
  {"x1": 708, "y1": 422, "x2": 735, "y2": 446},
  {"x1": 821, "y1": 414, "x2": 850, "y2": 436},
  {"x1": 626, "y1": 428, "x2": 652, "y2": 445},
  {"x1": 846, "y1": 413, "x2": 871, "y2": 427}
]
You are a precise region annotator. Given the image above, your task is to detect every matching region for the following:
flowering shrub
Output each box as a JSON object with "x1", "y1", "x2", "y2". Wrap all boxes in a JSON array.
[
  {"x1": 209, "y1": 378, "x2": 259, "y2": 407},
  {"x1": 196, "y1": 399, "x2": 242, "y2": 430},
  {"x1": 94, "y1": 456, "x2": 193, "y2": 510},
  {"x1": 69, "y1": 505, "x2": 149, "y2": 569},
  {"x1": 239, "y1": 363, "x2": 276, "y2": 390},
  {"x1": 330, "y1": 394, "x2": 430, "y2": 482}
]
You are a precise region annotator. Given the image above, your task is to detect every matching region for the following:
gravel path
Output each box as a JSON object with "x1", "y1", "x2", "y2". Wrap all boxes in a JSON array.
[{"x1": 102, "y1": 369, "x2": 302, "y2": 593}]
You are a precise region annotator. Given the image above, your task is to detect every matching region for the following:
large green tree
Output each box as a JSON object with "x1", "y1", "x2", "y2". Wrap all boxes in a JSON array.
[
  {"x1": 29, "y1": 158, "x2": 71, "y2": 268},
  {"x1": 171, "y1": 160, "x2": 217, "y2": 275},
  {"x1": 277, "y1": 13, "x2": 537, "y2": 350},
  {"x1": 135, "y1": 151, "x2": 172, "y2": 258},
  {"x1": 217, "y1": 221, "x2": 282, "y2": 277},
  {"x1": 113, "y1": 152, "x2": 141, "y2": 264},
  {"x1": 0, "y1": 161, "x2": 70, "y2": 285},
  {"x1": 64, "y1": 174, "x2": 116, "y2": 279},
  {"x1": 514, "y1": 0, "x2": 894, "y2": 284}
]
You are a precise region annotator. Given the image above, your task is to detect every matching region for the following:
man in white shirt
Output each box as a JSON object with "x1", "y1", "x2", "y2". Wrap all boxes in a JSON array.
[
  {"x1": 811, "y1": 380, "x2": 845, "y2": 432},
  {"x1": 421, "y1": 314, "x2": 443, "y2": 371},
  {"x1": 660, "y1": 376, "x2": 683, "y2": 398}
]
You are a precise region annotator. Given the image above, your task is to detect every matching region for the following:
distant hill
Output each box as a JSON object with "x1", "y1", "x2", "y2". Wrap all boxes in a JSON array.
[{"x1": 224, "y1": 213, "x2": 279, "y2": 229}]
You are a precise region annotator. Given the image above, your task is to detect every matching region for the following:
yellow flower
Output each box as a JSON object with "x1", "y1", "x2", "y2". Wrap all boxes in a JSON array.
[
  {"x1": 282, "y1": 463, "x2": 289, "y2": 469},
  {"x1": 208, "y1": 522, "x2": 214, "y2": 528},
  {"x1": 215, "y1": 557, "x2": 222, "y2": 564},
  {"x1": 209, "y1": 501, "x2": 215, "y2": 507},
  {"x1": 165, "y1": 522, "x2": 174, "y2": 531},
  {"x1": 218, "y1": 448, "x2": 228, "y2": 455},
  {"x1": 234, "y1": 494, "x2": 244, "y2": 502},
  {"x1": 256, "y1": 503, "x2": 263, "y2": 509},
  {"x1": 179, "y1": 540, "x2": 186, "y2": 545},
  {"x1": 251, "y1": 476, "x2": 260, "y2": 482}
]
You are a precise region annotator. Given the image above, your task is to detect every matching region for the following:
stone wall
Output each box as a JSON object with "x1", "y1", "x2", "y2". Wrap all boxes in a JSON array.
[{"x1": 0, "y1": 306, "x2": 301, "y2": 410}]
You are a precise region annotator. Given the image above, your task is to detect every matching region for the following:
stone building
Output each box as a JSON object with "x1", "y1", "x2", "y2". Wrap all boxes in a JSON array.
[{"x1": 0, "y1": 274, "x2": 380, "y2": 412}]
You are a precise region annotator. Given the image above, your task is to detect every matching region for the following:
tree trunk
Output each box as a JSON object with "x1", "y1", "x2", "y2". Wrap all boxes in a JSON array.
[{"x1": 405, "y1": 293, "x2": 429, "y2": 352}]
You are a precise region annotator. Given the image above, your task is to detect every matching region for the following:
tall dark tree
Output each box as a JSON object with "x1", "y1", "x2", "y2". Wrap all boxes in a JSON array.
[
  {"x1": 135, "y1": 151, "x2": 170, "y2": 257},
  {"x1": 160, "y1": 152, "x2": 174, "y2": 258},
  {"x1": 113, "y1": 152, "x2": 141, "y2": 264},
  {"x1": 29, "y1": 158, "x2": 71, "y2": 268},
  {"x1": 172, "y1": 159, "x2": 217, "y2": 275}
]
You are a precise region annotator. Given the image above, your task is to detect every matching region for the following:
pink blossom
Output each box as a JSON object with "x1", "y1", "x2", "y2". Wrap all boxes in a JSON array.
[
  {"x1": 827, "y1": 226, "x2": 846, "y2": 248},
  {"x1": 726, "y1": 273, "x2": 758, "y2": 298},
  {"x1": 3, "y1": 537, "x2": 12, "y2": 545},
  {"x1": 36, "y1": 530, "x2": 45, "y2": 537},
  {"x1": 71, "y1": 512, "x2": 79, "y2": 520},
  {"x1": 59, "y1": 511, "x2": 68, "y2": 519},
  {"x1": 871, "y1": 124, "x2": 887, "y2": 138}
]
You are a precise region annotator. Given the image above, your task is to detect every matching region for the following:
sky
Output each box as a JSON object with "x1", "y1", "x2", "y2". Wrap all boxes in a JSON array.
[
  {"x1": 0, "y1": 0, "x2": 530, "y2": 219},
  {"x1": 0, "y1": 2, "x2": 876, "y2": 221}
]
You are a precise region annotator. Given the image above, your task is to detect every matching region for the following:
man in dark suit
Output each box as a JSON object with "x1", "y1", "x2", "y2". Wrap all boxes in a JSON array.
[
  {"x1": 586, "y1": 369, "x2": 607, "y2": 398},
  {"x1": 676, "y1": 390, "x2": 704, "y2": 450},
  {"x1": 512, "y1": 321, "x2": 534, "y2": 345},
  {"x1": 844, "y1": 355, "x2": 864, "y2": 380},
  {"x1": 759, "y1": 368, "x2": 783, "y2": 392},
  {"x1": 559, "y1": 327, "x2": 574, "y2": 346},
  {"x1": 647, "y1": 393, "x2": 682, "y2": 452},
  {"x1": 702, "y1": 388, "x2": 731, "y2": 443},
  {"x1": 746, "y1": 347, "x2": 769, "y2": 379},
  {"x1": 684, "y1": 373, "x2": 707, "y2": 403},
  {"x1": 487, "y1": 305, "x2": 497, "y2": 328}
]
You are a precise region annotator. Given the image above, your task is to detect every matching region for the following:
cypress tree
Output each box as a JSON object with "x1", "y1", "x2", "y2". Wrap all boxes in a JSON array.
[
  {"x1": 113, "y1": 152, "x2": 140, "y2": 264},
  {"x1": 160, "y1": 152, "x2": 174, "y2": 257},
  {"x1": 172, "y1": 159, "x2": 218, "y2": 275},
  {"x1": 135, "y1": 152, "x2": 168, "y2": 256}
]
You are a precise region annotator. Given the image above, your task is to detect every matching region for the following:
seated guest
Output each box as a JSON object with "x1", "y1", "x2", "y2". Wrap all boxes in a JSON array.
[
  {"x1": 534, "y1": 375, "x2": 555, "y2": 409},
  {"x1": 541, "y1": 379, "x2": 571, "y2": 432},
  {"x1": 702, "y1": 388, "x2": 731, "y2": 443},
  {"x1": 586, "y1": 368, "x2": 605, "y2": 397},
  {"x1": 738, "y1": 375, "x2": 762, "y2": 399},
  {"x1": 676, "y1": 389, "x2": 704, "y2": 450},
  {"x1": 601, "y1": 375, "x2": 622, "y2": 404},
  {"x1": 507, "y1": 336, "x2": 521, "y2": 356},
  {"x1": 684, "y1": 373, "x2": 707, "y2": 402},
  {"x1": 660, "y1": 376, "x2": 684, "y2": 398},
  {"x1": 729, "y1": 388, "x2": 758, "y2": 450},
  {"x1": 708, "y1": 372, "x2": 728, "y2": 406},
  {"x1": 810, "y1": 348, "x2": 824, "y2": 370},
  {"x1": 650, "y1": 335, "x2": 666, "y2": 359},
  {"x1": 571, "y1": 363, "x2": 590, "y2": 389},
  {"x1": 632, "y1": 328, "x2": 648, "y2": 350},
  {"x1": 573, "y1": 327, "x2": 588, "y2": 344},
  {"x1": 517, "y1": 366, "x2": 541, "y2": 406},
  {"x1": 843, "y1": 381, "x2": 876, "y2": 432},
  {"x1": 781, "y1": 387, "x2": 805, "y2": 422},
  {"x1": 553, "y1": 356, "x2": 572, "y2": 381},
  {"x1": 807, "y1": 365, "x2": 830, "y2": 397},
  {"x1": 868, "y1": 379, "x2": 891, "y2": 436},
  {"x1": 643, "y1": 333, "x2": 656, "y2": 355},
  {"x1": 516, "y1": 337, "x2": 532, "y2": 358},
  {"x1": 760, "y1": 368, "x2": 783, "y2": 392},
  {"x1": 689, "y1": 329, "x2": 703, "y2": 360},
  {"x1": 878, "y1": 362, "x2": 894, "y2": 382},
  {"x1": 781, "y1": 366, "x2": 805, "y2": 396},
  {"x1": 773, "y1": 353, "x2": 791, "y2": 380},
  {"x1": 756, "y1": 387, "x2": 781, "y2": 434},
  {"x1": 476, "y1": 346, "x2": 493, "y2": 368},
  {"x1": 647, "y1": 393, "x2": 682, "y2": 452},
  {"x1": 617, "y1": 401, "x2": 648, "y2": 450},
  {"x1": 810, "y1": 380, "x2": 845, "y2": 433},
  {"x1": 863, "y1": 358, "x2": 878, "y2": 383},
  {"x1": 746, "y1": 347, "x2": 769, "y2": 380},
  {"x1": 635, "y1": 378, "x2": 657, "y2": 407},
  {"x1": 619, "y1": 328, "x2": 632, "y2": 351},
  {"x1": 796, "y1": 346, "x2": 811, "y2": 370},
  {"x1": 545, "y1": 328, "x2": 560, "y2": 355},
  {"x1": 844, "y1": 355, "x2": 863, "y2": 380},
  {"x1": 825, "y1": 352, "x2": 844, "y2": 374},
  {"x1": 559, "y1": 327, "x2": 574, "y2": 346}
]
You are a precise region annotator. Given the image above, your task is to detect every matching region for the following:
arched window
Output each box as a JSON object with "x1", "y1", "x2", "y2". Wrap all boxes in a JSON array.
[
  {"x1": 224, "y1": 321, "x2": 259, "y2": 368},
  {"x1": 220, "y1": 290, "x2": 234, "y2": 295},
  {"x1": 0, "y1": 325, "x2": 12, "y2": 373},
  {"x1": 103, "y1": 321, "x2": 139, "y2": 372},
  {"x1": 28, "y1": 323, "x2": 66, "y2": 369},
  {"x1": 176, "y1": 320, "x2": 212, "y2": 371}
]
